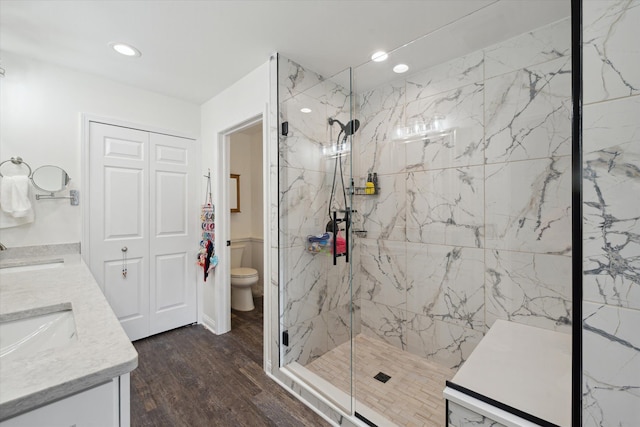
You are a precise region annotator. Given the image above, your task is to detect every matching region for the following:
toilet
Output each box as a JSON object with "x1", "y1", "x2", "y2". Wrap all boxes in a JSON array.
[{"x1": 230, "y1": 245, "x2": 259, "y2": 311}]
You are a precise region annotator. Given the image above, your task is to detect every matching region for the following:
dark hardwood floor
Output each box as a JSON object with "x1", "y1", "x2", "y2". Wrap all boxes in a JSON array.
[{"x1": 131, "y1": 298, "x2": 329, "y2": 426}]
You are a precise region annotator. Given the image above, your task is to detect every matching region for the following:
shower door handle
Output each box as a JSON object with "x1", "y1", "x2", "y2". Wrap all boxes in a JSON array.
[
  {"x1": 331, "y1": 210, "x2": 349, "y2": 266},
  {"x1": 344, "y1": 210, "x2": 349, "y2": 263},
  {"x1": 332, "y1": 211, "x2": 337, "y2": 266}
]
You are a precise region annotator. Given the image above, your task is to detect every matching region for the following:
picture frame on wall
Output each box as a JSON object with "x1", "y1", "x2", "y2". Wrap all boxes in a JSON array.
[{"x1": 230, "y1": 174, "x2": 240, "y2": 213}]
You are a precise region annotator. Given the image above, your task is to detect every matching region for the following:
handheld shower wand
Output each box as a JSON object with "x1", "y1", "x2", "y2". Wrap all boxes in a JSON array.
[{"x1": 326, "y1": 117, "x2": 360, "y2": 232}]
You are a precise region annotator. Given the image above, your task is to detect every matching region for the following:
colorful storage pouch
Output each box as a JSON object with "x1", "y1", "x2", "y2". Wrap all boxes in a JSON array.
[{"x1": 306, "y1": 232, "x2": 332, "y2": 254}]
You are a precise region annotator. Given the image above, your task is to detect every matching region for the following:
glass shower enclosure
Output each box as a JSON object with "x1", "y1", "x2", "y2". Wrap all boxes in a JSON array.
[
  {"x1": 277, "y1": 62, "x2": 356, "y2": 413},
  {"x1": 276, "y1": 2, "x2": 573, "y2": 424}
]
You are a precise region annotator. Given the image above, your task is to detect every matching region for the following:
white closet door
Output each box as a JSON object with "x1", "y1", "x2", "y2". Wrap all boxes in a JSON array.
[
  {"x1": 89, "y1": 122, "x2": 150, "y2": 341},
  {"x1": 88, "y1": 122, "x2": 197, "y2": 341},
  {"x1": 148, "y1": 132, "x2": 197, "y2": 335}
]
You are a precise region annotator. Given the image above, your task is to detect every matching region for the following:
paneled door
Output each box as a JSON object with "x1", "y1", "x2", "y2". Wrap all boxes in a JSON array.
[{"x1": 88, "y1": 122, "x2": 196, "y2": 341}]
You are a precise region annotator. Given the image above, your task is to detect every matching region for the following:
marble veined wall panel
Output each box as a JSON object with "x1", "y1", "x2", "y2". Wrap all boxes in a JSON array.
[
  {"x1": 406, "y1": 312, "x2": 484, "y2": 370},
  {"x1": 278, "y1": 167, "x2": 329, "y2": 248},
  {"x1": 279, "y1": 57, "x2": 325, "y2": 102},
  {"x1": 357, "y1": 78, "x2": 405, "y2": 121},
  {"x1": 358, "y1": 172, "x2": 407, "y2": 242},
  {"x1": 484, "y1": 56, "x2": 572, "y2": 164},
  {"x1": 281, "y1": 245, "x2": 329, "y2": 328},
  {"x1": 406, "y1": 166, "x2": 484, "y2": 248},
  {"x1": 283, "y1": 312, "x2": 328, "y2": 366},
  {"x1": 583, "y1": 95, "x2": 640, "y2": 310},
  {"x1": 360, "y1": 299, "x2": 406, "y2": 351},
  {"x1": 360, "y1": 239, "x2": 407, "y2": 310},
  {"x1": 279, "y1": 92, "x2": 330, "y2": 173},
  {"x1": 355, "y1": 106, "x2": 407, "y2": 176},
  {"x1": 406, "y1": 242, "x2": 485, "y2": 331},
  {"x1": 405, "y1": 50, "x2": 484, "y2": 101},
  {"x1": 485, "y1": 250, "x2": 572, "y2": 332},
  {"x1": 582, "y1": 2, "x2": 640, "y2": 425},
  {"x1": 583, "y1": 1, "x2": 640, "y2": 104},
  {"x1": 485, "y1": 157, "x2": 572, "y2": 255},
  {"x1": 405, "y1": 83, "x2": 485, "y2": 171},
  {"x1": 484, "y1": 18, "x2": 571, "y2": 79},
  {"x1": 583, "y1": 302, "x2": 640, "y2": 426}
]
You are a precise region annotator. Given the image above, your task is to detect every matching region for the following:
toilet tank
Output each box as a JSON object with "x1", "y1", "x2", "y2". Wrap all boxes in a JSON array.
[{"x1": 230, "y1": 245, "x2": 244, "y2": 269}]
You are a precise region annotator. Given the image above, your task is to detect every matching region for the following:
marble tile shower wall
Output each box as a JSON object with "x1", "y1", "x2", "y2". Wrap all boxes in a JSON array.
[
  {"x1": 277, "y1": 58, "x2": 359, "y2": 366},
  {"x1": 582, "y1": 1, "x2": 640, "y2": 426},
  {"x1": 354, "y1": 18, "x2": 573, "y2": 369}
]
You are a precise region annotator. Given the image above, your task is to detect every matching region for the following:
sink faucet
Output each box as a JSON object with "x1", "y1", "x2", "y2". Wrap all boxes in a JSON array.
[{"x1": 0, "y1": 242, "x2": 6, "y2": 250}]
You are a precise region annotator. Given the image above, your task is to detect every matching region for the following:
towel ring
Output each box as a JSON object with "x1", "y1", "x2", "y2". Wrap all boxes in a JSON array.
[{"x1": 0, "y1": 157, "x2": 32, "y2": 178}]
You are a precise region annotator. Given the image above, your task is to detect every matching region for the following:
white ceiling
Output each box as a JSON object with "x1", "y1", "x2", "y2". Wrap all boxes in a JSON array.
[{"x1": 0, "y1": 1, "x2": 570, "y2": 105}]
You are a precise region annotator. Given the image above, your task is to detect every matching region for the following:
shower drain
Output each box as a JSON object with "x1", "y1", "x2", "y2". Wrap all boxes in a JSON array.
[{"x1": 374, "y1": 372, "x2": 391, "y2": 383}]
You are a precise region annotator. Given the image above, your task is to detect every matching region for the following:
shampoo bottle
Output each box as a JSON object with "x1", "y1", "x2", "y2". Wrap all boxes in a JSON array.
[
  {"x1": 365, "y1": 173, "x2": 374, "y2": 195},
  {"x1": 372, "y1": 173, "x2": 378, "y2": 194}
]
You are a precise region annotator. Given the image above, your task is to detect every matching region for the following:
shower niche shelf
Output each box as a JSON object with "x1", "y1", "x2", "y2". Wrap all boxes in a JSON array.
[{"x1": 352, "y1": 186, "x2": 379, "y2": 196}]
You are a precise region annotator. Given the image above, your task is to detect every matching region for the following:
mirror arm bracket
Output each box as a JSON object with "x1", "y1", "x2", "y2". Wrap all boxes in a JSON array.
[{"x1": 35, "y1": 189, "x2": 79, "y2": 206}]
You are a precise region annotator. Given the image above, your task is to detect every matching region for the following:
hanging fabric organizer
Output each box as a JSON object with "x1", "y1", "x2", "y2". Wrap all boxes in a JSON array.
[{"x1": 198, "y1": 170, "x2": 217, "y2": 281}]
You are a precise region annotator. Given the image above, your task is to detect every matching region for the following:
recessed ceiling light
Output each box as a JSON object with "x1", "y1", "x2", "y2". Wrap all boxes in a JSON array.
[
  {"x1": 110, "y1": 42, "x2": 141, "y2": 57},
  {"x1": 300, "y1": 108, "x2": 312, "y2": 113},
  {"x1": 371, "y1": 51, "x2": 388, "y2": 62},
  {"x1": 393, "y1": 64, "x2": 409, "y2": 74}
]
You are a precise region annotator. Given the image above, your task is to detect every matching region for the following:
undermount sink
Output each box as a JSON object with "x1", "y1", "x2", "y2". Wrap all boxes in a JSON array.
[
  {"x1": 0, "y1": 308, "x2": 77, "y2": 363},
  {"x1": 0, "y1": 260, "x2": 64, "y2": 274}
]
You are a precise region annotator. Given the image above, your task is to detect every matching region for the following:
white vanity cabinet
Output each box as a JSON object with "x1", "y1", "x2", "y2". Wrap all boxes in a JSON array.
[
  {"x1": 0, "y1": 374, "x2": 130, "y2": 427},
  {"x1": 0, "y1": 255, "x2": 137, "y2": 426}
]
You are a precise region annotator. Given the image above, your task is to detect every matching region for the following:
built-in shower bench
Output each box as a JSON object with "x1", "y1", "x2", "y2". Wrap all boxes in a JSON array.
[{"x1": 443, "y1": 320, "x2": 571, "y2": 427}]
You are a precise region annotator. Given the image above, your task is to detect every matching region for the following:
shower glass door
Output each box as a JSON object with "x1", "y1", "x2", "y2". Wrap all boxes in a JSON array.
[
  {"x1": 350, "y1": 3, "x2": 573, "y2": 425},
  {"x1": 278, "y1": 56, "x2": 355, "y2": 413}
]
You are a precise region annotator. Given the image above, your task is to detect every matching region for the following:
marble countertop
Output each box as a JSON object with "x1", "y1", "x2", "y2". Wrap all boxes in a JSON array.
[
  {"x1": 0, "y1": 254, "x2": 138, "y2": 421},
  {"x1": 445, "y1": 319, "x2": 571, "y2": 427}
]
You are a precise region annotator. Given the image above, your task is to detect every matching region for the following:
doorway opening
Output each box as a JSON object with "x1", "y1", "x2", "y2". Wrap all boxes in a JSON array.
[{"x1": 227, "y1": 122, "x2": 265, "y2": 342}]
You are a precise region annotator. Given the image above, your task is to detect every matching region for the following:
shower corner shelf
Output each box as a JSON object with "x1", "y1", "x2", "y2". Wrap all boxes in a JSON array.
[{"x1": 353, "y1": 186, "x2": 379, "y2": 196}]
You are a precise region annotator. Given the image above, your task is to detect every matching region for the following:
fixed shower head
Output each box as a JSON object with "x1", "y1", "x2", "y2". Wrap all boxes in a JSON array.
[
  {"x1": 328, "y1": 118, "x2": 360, "y2": 136},
  {"x1": 345, "y1": 119, "x2": 360, "y2": 136}
]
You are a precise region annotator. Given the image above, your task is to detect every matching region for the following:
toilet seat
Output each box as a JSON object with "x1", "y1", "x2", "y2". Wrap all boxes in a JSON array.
[{"x1": 231, "y1": 267, "x2": 258, "y2": 278}]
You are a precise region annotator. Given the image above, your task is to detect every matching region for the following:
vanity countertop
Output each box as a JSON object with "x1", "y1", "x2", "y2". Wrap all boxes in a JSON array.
[
  {"x1": 444, "y1": 319, "x2": 571, "y2": 427},
  {"x1": 0, "y1": 255, "x2": 138, "y2": 421}
]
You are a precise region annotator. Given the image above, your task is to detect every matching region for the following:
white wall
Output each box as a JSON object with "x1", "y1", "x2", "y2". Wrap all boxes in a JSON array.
[
  {"x1": 230, "y1": 132, "x2": 254, "y2": 239},
  {"x1": 250, "y1": 130, "x2": 264, "y2": 238},
  {"x1": 199, "y1": 60, "x2": 269, "y2": 333},
  {"x1": 230, "y1": 128, "x2": 264, "y2": 240},
  {"x1": 0, "y1": 52, "x2": 200, "y2": 247}
]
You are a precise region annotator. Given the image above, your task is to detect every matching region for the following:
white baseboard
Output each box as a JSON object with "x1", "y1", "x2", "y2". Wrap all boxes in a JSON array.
[{"x1": 202, "y1": 314, "x2": 217, "y2": 334}]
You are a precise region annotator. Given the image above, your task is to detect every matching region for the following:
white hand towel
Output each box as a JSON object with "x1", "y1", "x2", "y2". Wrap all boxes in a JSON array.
[
  {"x1": 11, "y1": 176, "x2": 33, "y2": 218},
  {"x1": 1, "y1": 176, "x2": 15, "y2": 214},
  {"x1": 0, "y1": 176, "x2": 34, "y2": 228},
  {"x1": 0, "y1": 176, "x2": 33, "y2": 218},
  {"x1": 0, "y1": 206, "x2": 34, "y2": 228}
]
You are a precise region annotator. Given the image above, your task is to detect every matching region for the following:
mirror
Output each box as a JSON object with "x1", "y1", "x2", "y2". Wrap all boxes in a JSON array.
[
  {"x1": 230, "y1": 174, "x2": 240, "y2": 213},
  {"x1": 31, "y1": 165, "x2": 70, "y2": 193}
]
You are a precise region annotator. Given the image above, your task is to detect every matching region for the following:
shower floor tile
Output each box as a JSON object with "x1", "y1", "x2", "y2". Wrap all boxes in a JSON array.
[{"x1": 306, "y1": 334, "x2": 454, "y2": 427}]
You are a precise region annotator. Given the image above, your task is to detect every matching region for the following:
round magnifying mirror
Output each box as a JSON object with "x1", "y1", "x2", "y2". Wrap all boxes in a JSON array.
[{"x1": 31, "y1": 165, "x2": 70, "y2": 193}]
